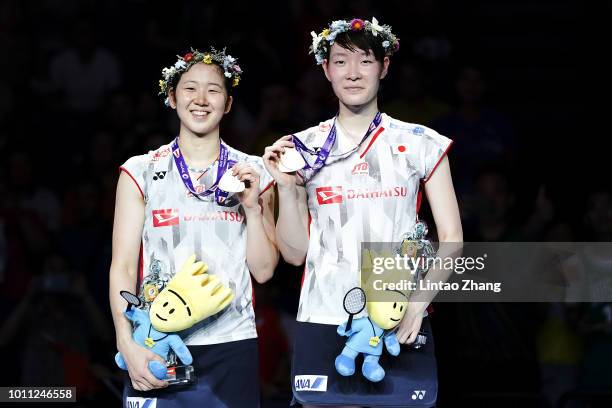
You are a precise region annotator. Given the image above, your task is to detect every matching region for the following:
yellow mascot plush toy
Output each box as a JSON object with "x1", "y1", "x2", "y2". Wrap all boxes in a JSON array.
[{"x1": 149, "y1": 255, "x2": 234, "y2": 332}]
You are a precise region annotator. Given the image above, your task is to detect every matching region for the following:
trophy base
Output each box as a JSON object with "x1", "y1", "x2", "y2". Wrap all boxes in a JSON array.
[
  {"x1": 166, "y1": 365, "x2": 196, "y2": 386},
  {"x1": 408, "y1": 331, "x2": 427, "y2": 349}
]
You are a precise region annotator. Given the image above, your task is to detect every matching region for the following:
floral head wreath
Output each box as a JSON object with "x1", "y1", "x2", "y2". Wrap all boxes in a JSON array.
[
  {"x1": 309, "y1": 17, "x2": 400, "y2": 65},
  {"x1": 158, "y1": 47, "x2": 242, "y2": 106}
]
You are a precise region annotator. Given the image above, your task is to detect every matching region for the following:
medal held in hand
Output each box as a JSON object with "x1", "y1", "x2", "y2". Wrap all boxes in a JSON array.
[
  {"x1": 278, "y1": 147, "x2": 307, "y2": 173},
  {"x1": 218, "y1": 170, "x2": 245, "y2": 193}
]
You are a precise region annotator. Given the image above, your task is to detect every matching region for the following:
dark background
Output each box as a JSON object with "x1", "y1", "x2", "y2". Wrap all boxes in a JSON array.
[{"x1": 1, "y1": 0, "x2": 610, "y2": 407}]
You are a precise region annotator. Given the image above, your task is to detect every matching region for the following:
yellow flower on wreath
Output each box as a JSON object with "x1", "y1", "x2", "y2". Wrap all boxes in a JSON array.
[
  {"x1": 232, "y1": 77, "x2": 240, "y2": 87},
  {"x1": 203, "y1": 54, "x2": 213, "y2": 64}
]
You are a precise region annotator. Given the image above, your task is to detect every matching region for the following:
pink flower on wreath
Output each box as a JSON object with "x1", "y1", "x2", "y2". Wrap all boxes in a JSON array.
[
  {"x1": 233, "y1": 64, "x2": 242, "y2": 73},
  {"x1": 183, "y1": 52, "x2": 193, "y2": 62},
  {"x1": 350, "y1": 19, "x2": 365, "y2": 31},
  {"x1": 394, "y1": 40, "x2": 400, "y2": 51}
]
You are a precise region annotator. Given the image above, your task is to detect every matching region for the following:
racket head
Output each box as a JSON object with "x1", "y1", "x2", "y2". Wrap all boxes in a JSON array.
[
  {"x1": 343, "y1": 287, "x2": 366, "y2": 315},
  {"x1": 120, "y1": 290, "x2": 141, "y2": 310}
]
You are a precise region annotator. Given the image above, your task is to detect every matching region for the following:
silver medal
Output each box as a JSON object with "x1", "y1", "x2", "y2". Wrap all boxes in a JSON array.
[
  {"x1": 218, "y1": 171, "x2": 245, "y2": 193},
  {"x1": 279, "y1": 147, "x2": 306, "y2": 173}
]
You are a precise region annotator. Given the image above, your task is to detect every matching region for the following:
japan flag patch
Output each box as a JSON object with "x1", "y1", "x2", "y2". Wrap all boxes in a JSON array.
[{"x1": 391, "y1": 144, "x2": 409, "y2": 154}]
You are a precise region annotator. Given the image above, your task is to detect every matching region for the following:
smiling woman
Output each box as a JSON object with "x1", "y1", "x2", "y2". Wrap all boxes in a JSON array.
[
  {"x1": 109, "y1": 47, "x2": 279, "y2": 407},
  {"x1": 168, "y1": 63, "x2": 233, "y2": 140}
]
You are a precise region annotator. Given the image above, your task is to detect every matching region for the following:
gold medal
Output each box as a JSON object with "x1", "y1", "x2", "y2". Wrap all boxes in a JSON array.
[
  {"x1": 144, "y1": 284, "x2": 159, "y2": 302},
  {"x1": 369, "y1": 336, "x2": 380, "y2": 347}
]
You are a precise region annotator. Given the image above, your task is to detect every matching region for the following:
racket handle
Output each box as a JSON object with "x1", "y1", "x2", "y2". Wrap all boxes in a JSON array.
[{"x1": 346, "y1": 315, "x2": 354, "y2": 332}]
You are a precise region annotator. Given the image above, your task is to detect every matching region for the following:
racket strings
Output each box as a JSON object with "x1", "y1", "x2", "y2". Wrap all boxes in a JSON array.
[
  {"x1": 344, "y1": 288, "x2": 366, "y2": 314},
  {"x1": 121, "y1": 290, "x2": 141, "y2": 307}
]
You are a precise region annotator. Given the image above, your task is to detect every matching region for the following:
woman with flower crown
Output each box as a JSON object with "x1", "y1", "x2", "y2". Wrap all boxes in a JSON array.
[
  {"x1": 263, "y1": 18, "x2": 463, "y2": 407},
  {"x1": 109, "y1": 47, "x2": 278, "y2": 406}
]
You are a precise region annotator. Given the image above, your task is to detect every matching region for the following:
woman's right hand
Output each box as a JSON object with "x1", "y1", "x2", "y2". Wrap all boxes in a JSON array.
[
  {"x1": 118, "y1": 339, "x2": 168, "y2": 391},
  {"x1": 262, "y1": 136, "x2": 301, "y2": 189}
]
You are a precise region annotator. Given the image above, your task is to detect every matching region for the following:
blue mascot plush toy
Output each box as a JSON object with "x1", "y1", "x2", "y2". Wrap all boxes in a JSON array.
[
  {"x1": 115, "y1": 255, "x2": 234, "y2": 380},
  {"x1": 336, "y1": 222, "x2": 432, "y2": 382},
  {"x1": 336, "y1": 291, "x2": 408, "y2": 382},
  {"x1": 115, "y1": 308, "x2": 193, "y2": 379}
]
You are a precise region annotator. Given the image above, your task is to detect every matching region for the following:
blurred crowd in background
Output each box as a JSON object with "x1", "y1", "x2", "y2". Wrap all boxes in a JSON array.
[{"x1": 0, "y1": 0, "x2": 608, "y2": 407}]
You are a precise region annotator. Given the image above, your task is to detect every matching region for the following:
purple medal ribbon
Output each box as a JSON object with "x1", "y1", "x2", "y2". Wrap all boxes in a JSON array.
[
  {"x1": 292, "y1": 112, "x2": 382, "y2": 174},
  {"x1": 171, "y1": 138, "x2": 234, "y2": 204}
]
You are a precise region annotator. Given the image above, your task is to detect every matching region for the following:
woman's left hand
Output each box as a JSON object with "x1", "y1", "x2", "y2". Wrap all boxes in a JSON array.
[
  {"x1": 396, "y1": 301, "x2": 427, "y2": 344},
  {"x1": 232, "y1": 163, "x2": 261, "y2": 214}
]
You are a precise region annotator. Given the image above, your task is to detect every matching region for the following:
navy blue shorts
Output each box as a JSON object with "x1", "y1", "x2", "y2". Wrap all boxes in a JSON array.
[
  {"x1": 291, "y1": 318, "x2": 437, "y2": 407},
  {"x1": 123, "y1": 338, "x2": 259, "y2": 408}
]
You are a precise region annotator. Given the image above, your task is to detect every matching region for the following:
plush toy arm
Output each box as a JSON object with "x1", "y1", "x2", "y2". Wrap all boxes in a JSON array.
[
  {"x1": 337, "y1": 319, "x2": 362, "y2": 337},
  {"x1": 199, "y1": 274, "x2": 234, "y2": 317},
  {"x1": 124, "y1": 309, "x2": 148, "y2": 325},
  {"x1": 179, "y1": 273, "x2": 234, "y2": 322},
  {"x1": 115, "y1": 352, "x2": 127, "y2": 370},
  {"x1": 167, "y1": 334, "x2": 193, "y2": 365},
  {"x1": 177, "y1": 254, "x2": 208, "y2": 276},
  {"x1": 337, "y1": 321, "x2": 350, "y2": 336},
  {"x1": 204, "y1": 274, "x2": 234, "y2": 316},
  {"x1": 384, "y1": 333, "x2": 401, "y2": 356},
  {"x1": 148, "y1": 361, "x2": 168, "y2": 380}
]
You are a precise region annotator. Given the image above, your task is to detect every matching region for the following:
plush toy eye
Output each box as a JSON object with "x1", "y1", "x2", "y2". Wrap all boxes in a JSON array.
[
  {"x1": 163, "y1": 302, "x2": 168, "y2": 307},
  {"x1": 400, "y1": 305, "x2": 404, "y2": 312},
  {"x1": 169, "y1": 308, "x2": 175, "y2": 314},
  {"x1": 393, "y1": 302, "x2": 397, "y2": 309}
]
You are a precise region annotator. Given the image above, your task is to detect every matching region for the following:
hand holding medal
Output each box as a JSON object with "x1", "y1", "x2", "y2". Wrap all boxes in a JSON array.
[
  {"x1": 278, "y1": 147, "x2": 307, "y2": 173},
  {"x1": 263, "y1": 135, "x2": 305, "y2": 188},
  {"x1": 267, "y1": 112, "x2": 383, "y2": 182},
  {"x1": 228, "y1": 163, "x2": 261, "y2": 212},
  {"x1": 218, "y1": 169, "x2": 245, "y2": 193}
]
